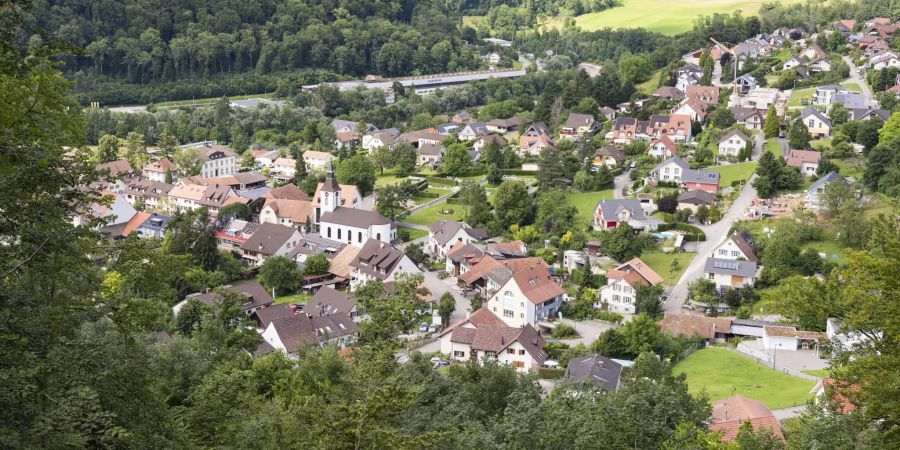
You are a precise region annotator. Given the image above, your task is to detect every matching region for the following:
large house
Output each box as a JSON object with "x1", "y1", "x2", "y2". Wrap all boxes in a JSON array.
[
  {"x1": 486, "y1": 265, "x2": 565, "y2": 327},
  {"x1": 559, "y1": 113, "x2": 597, "y2": 139},
  {"x1": 258, "y1": 198, "x2": 314, "y2": 231},
  {"x1": 239, "y1": 222, "x2": 303, "y2": 266},
  {"x1": 174, "y1": 281, "x2": 274, "y2": 316},
  {"x1": 684, "y1": 85, "x2": 719, "y2": 106},
  {"x1": 303, "y1": 151, "x2": 335, "y2": 172},
  {"x1": 814, "y1": 85, "x2": 849, "y2": 106},
  {"x1": 142, "y1": 158, "x2": 177, "y2": 183},
  {"x1": 710, "y1": 396, "x2": 783, "y2": 442},
  {"x1": 597, "y1": 257, "x2": 663, "y2": 314},
  {"x1": 417, "y1": 142, "x2": 445, "y2": 166},
  {"x1": 362, "y1": 129, "x2": 399, "y2": 152},
  {"x1": 805, "y1": 171, "x2": 846, "y2": 212},
  {"x1": 714, "y1": 231, "x2": 758, "y2": 261},
  {"x1": 593, "y1": 199, "x2": 663, "y2": 231},
  {"x1": 592, "y1": 146, "x2": 626, "y2": 169},
  {"x1": 348, "y1": 239, "x2": 421, "y2": 290},
  {"x1": 426, "y1": 220, "x2": 487, "y2": 259},
  {"x1": 648, "y1": 157, "x2": 720, "y2": 193},
  {"x1": 261, "y1": 311, "x2": 359, "y2": 355},
  {"x1": 717, "y1": 130, "x2": 750, "y2": 157},
  {"x1": 183, "y1": 142, "x2": 237, "y2": 179},
  {"x1": 786, "y1": 149, "x2": 822, "y2": 176},
  {"x1": 704, "y1": 258, "x2": 759, "y2": 292},
  {"x1": 167, "y1": 183, "x2": 238, "y2": 216},
  {"x1": 646, "y1": 135, "x2": 677, "y2": 158},
  {"x1": 438, "y1": 308, "x2": 547, "y2": 373},
  {"x1": 799, "y1": 108, "x2": 831, "y2": 138},
  {"x1": 459, "y1": 122, "x2": 490, "y2": 141},
  {"x1": 564, "y1": 354, "x2": 624, "y2": 390},
  {"x1": 730, "y1": 107, "x2": 764, "y2": 130},
  {"x1": 317, "y1": 167, "x2": 394, "y2": 244}
]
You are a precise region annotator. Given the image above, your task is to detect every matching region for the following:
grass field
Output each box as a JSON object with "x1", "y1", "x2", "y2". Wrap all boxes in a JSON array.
[
  {"x1": 788, "y1": 87, "x2": 816, "y2": 107},
  {"x1": 709, "y1": 161, "x2": 758, "y2": 186},
  {"x1": 570, "y1": 0, "x2": 804, "y2": 35},
  {"x1": 735, "y1": 217, "x2": 847, "y2": 263},
  {"x1": 674, "y1": 348, "x2": 816, "y2": 409},
  {"x1": 399, "y1": 226, "x2": 428, "y2": 242},
  {"x1": 841, "y1": 81, "x2": 862, "y2": 92},
  {"x1": 764, "y1": 138, "x2": 782, "y2": 156},
  {"x1": 275, "y1": 292, "x2": 310, "y2": 305},
  {"x1": 636, "y1": 69, "x2": 664, "y2": 95},
  {"x1": 565, "y1": 190, "x2": 614, "y2": 224},
  {"x1": 639, "y1": 251, "x2": 696, "y2": 285},
  {"x1": 404, "y1": 201, "x2": 465, "y2": 226}
]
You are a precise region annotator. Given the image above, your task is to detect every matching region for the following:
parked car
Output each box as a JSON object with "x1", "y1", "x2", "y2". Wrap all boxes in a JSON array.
[
  {"x1": 419, "y1": 323, "x2": 429, "y2": 332},
  {"x1": 433, "y1": 361, "x2": 449, "y2": 369},
  {"x1": 428, "y1": 324, "x2": 438, "y2": 333}
]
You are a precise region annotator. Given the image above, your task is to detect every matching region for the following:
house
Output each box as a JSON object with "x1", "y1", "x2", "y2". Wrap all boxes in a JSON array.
[
  {"x1": 331, "y1": 118, "x2": 375, "y2": 134},
  {"x1": 184, "y1": 142, "x2": 237, "y2": 179},
  {"x1": 800, "y1": 108, "x2": 831, "y2": 138},
  {"x1": 259, "y1": 198, "x2": 314, "y2": 231},
  {"x1": 834, "y1": 19, "x2": 856, "y2": 35},
  {"x1": 348, "y1": 239, "x2": 421, "y2": 290},
  {"x1": 730, "y1": 87, "x2": 787, "y2": 115},
  {"x1": 452, "y1": 111, "x2": 475, "y2": 124},
  {"x1": 598, "y1": 106, "x2": 617, "y2": 120},
  {"x1": 648, "y1": 156, "x2": 689, "y2": 183},
  {"x1": 869, "y1": 50, "x2": 900, "y2": 69},
  {"x1": 519, "y1": 133, "x2": 554, "y2": 156},
  {"x1": 730, "y1": 107, "x2": 765, "y2": 130},
  {"x1": 704, "y1": 258, "x2": 759, "y2": 292},
  {"x1": 334, "y1": 131, "x2": 361, "y2": 149},
  {"x1": 250, "y1": 149, "x2": 279, "y2": 168},
  {"x1": 167, "y1": 183, "x2": 238, "y2": 216},
  {"x1": 808, "y1": 56, "x2": 832, "y2": 73},
  {"x1": 305, "y1": 287, "x2": 360, "y2": 321},
  {"x1": 736, "y1": 74, "x2": 758, "y2": 94},
  {"x1": 362, "y1": 129, "x2": 400, "y2": 152},
  {"x1": 717, "y1": 130, "x2": 750, "y2": 157},
  {"x1": 564, "y1": 354, "x2": 624, "y2": 390},
  {"x1": 486, "y1": 265, "x2": 565, "y2": 327},
  {"x1": 592, "y1": 146, "x2": 626, "y2": 169},
  {"x1": 831, "y1": 92, "x2": 867, "y2": 110},
  {"x1": 677, "y1": 189, "x2": 716, "y2": 210},
  {"x1": 849, "y1": 108, "x2": 890, "y2": 121},
  {"x1": 486, "y1": 117, "x2": 524, "y2": 134},
  {"x1": 659, "y1": 314, "x2": 733, "y2": 342},
  {"x1": 597, "y1": 257, "x2": 664, "y2": 314},
  {"x1": 646, "y1": 135, "x2": 677, "y2": 158},
  {"x1": 202, "y1": 171, "x2": 268, "y2": 190},
  {"x1": 782, "y1": 56, "x2": 805, "y2": 70},
  {"x1": 653, "y1": 86, "x2": 683, "y2": 100},
  {"x1": 135, "y1": 213, "x2": 169, "y2": 239},
  {"x1": 261, "y1": 311, "x2": 359, "y2": 354},
  {"x1": 762, "y1": 325, "x2": 826, "y2": 351},
  {"x1": 239, "y1": 222, "x2": 303, "y2": 266},
  {"x1": 175, "y1": 281, "x2": 274, "y2": 316},
  {"x1": 786, "y1": 149, "x2": 822, "y2": 175},
  {"x1": 315, "y1": 168, "x2": 394, "y2": 244},
  {"x1": 682, "y1": 168, "x2": 720, "y2": 193},
  {"x1": 671, "y1": 98, "x2": 707, "y2": 122},
  {"x1": 438, "y1": 308, "x2": 547, "y2": 373},
  {"x1": 805, "y1": 171, "x2": 847, "y2": 212},
  {"x1": 810, "y1": 378, "x2": 859, "y2": 413},
  {"x1": 647, "y1": 114, "x2": 692, "y2": 142},
  {"x1": 303, "y1": 151, "x2": 335, "y2": 172},
  {"x1": 426, "y1": 220, "x2": 487, "y2": 259},
  {"x1": 417, "y1": 142, "x2": 445, "y2": 166},
  {"x1": 142, "y1": 158, "x2": 177, "y2": 183},
  {"x1": 814, "y1": 85, "x2": 849, "y2": 105},
  {"x1": 685, "y1": 85, "x2": 719, "y2": 106},
  {"x1": 122, "y1": 179, "x2": 173, "y2": 210},
  {"x1": 609, "y1": 117, "x2": 644, "y2": 144},
  {"x1": 399, "y1": 129, "x2": 444, "y2": 147},
  {"x1": 459, "y1": 122, "x2": 489, "y2": 141},
  {"x1": 593, "y1": 199, "x2": 662, "y2": 231},
  {"x1": 214, "y1": 219, "x2": 257, "y2": 253},
  {"x1": 710, "y1": 396, "x2": 784, "y2": 442},
  {"x1": 252, "y1": 184, "x2": 309, "y2": 215},
  {"x1": 95, "y1": 159, "x2": 137, "y2": 193},
  {"x1": 473, "y1": 134, "x2": 507, "y2": 154},
  {"x1": 559, "y1": 113, "x2": 597, "y2": 139},
  {"x1": 713, "y1": 231, "x2": 758, "y2": 262}
]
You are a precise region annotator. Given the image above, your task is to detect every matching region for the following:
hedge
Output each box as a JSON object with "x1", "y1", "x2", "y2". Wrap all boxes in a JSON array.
[
  {"x1": 537, "y1": 368, "x2": 566, "y2": 379},
  {"x1": 658, "y1": 222, "x2": 706, "y2": 241},
  {"x1": 425, "y1": 176, "x2": 457, "y2": 186}
]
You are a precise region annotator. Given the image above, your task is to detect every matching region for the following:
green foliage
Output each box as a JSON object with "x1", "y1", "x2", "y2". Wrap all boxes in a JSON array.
[
  {"x1": 336, "y1": 154, "x2": 376, "y2": 196},
  {"x1": 217, "y1": 202, "x2": 251, "y2": 224},
  {"x1": 788, "y1": 120, "x2": 812, "y2": 149},
  {"x1": 761, "y1": 276, "x2": 842, "y2": 331},
  {"x1": 258, "y1": 256, "x2": 302, "y2": 295},
  {"x1": 535, "y1": 188, "x2": 577, "y2": 235},
  {"x1": 635, "y1": 283, "x2": 665, "y2": 318},
  {"x1": 391, "y1": 143, "x2": 418, "y2": 177},
  {"x1": 753, "y1": 151, "x2": 802, "y2": 198},
  {"x1": 598, "y1": 223, "x2": 651, "y2": 262},
  {"x1": 437, "y1": 293, "x2": 455, "y2": 327},
  {"x1": 763, "y1": 106, "x2": 780, "y2": 138},
  {"x1": 442, "y1": 144, "x2": 472, "y2": 177},
  {"x1": 550, "y1": 324, "x2": 579, "y2": 339},
  {"x1": 376, "y1": 181, "x2": 417, "y2": 220},
  {"x1": 708, "y1": 107, "x2": 736, "y2": 129},
  {"x1": 491, "y1": 180, "x2": 532, "y2": 229},
  {"x1": 302, "y1": 253, "x2": 330, "y2": 277}
]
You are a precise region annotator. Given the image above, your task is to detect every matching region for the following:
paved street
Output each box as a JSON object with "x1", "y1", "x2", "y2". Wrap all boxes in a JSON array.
[
  {"x1": 772, "y1": 405, "x2": 807, "y2": 422},
  {"x1": 843, "y1": 55, "x2": 877, "y2": 108},
  {"x1": 664, "y1": 176, "x2": 758, "y2": 312},
  {"x1": 613, "y1": 168, "x2": 631, "y2": 199},
  {"x1": 422, "y1": 272, "x2": 471, "y2": 325},
  {"x1": 777, "y1": 137, "x2": 790, "y2": 158}
]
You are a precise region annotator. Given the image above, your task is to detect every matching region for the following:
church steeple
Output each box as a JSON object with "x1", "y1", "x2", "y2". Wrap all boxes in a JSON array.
[{"x1": 320, "y1": 160, "x2": 341, "y2": 213}]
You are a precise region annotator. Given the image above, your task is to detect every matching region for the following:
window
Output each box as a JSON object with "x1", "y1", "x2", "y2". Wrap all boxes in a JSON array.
[
  {"x1": 709, "y1": 273, "x2": 715, "y2": 280},
  {"x1": 358, "y1": 232, "x2": 362, "y2": 243},
  {"x1": 731, "y1": 250, "x2": 740, "y2": 257},
  {"x1": 376, "y1": 233, "x2": 381, "y2": 241},
  {"x1": 453, "y1": 351, "x2": 465, "y2": 357},
  {"x1": 337, "y1": 228, "x2": 342, "y2": 240},
  {"x1": 512, "y1": 361, "x2": 524, "y2": 368},
  {"x1": 326, "y1": 227, "x2": 332, "y2": 238},
  {"x1": 503, "y1": 309, "x2": 514, "y2": 318},
  {"x1": 718, "y1": 249, "x2": 727, "y2": 255},
  {"x1": 507, "y1": 349, "x2": 516, "y2": 354},
  {"x1": 808, "y1": 119, "x2": 814, "y2": 127},
  {"x1": 519, "y1": 349, "x2": 526, "y2": 355}
]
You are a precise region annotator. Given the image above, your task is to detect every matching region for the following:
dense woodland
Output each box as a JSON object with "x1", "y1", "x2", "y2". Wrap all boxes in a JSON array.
[{"x1": 3, "y1": 0, "x2": 900, "y2": 448}]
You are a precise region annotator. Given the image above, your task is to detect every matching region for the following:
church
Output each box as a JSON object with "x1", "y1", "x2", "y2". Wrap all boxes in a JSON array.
[{"x1": 316, "y1": 165, "x2": 395, "y2": 245}]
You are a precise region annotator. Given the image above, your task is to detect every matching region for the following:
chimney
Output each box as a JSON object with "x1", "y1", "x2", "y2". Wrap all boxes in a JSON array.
[
  {"x1": 501, "y1": 336, "x2": 505, "y2": 345},
  {"x1": 466, "y1": 308, "x2": 472, "y2": 319}
]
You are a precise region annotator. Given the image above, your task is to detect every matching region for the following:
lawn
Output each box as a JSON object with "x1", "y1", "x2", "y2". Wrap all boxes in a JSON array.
[
  {"x1": 399, "y1": 226, "x2": 428, "y2": 242},
  {"x1": 636, "y1": 69, "x2": 663, "y2": 95},
  {"x1": 708, "y1": 161, "x2": 758, "y2": 187},
  {"x1": 835, "y1": 158, "x2": 865, "y2": 180},
  {"x1": 733, "y1": 217, "x2": 847, "y2": 263},
  {"x1": 404, "y1": 201, "x2": 465, "y2": 226},
  {"x1": 274, "y1": 292, "x2": 310, "y2": 305},
  {"x1": 639, "y1": 251, "x2": 696, "y2": 285},
  {"x1": 565, "y1": 190, "x2": 614, "y2": 224},
  {"x1": 674, "y1": 348, "x2": 816, "y2": 409},
  {"x1": 788, "y1": 87, "x2": 816, "y2": 107},
  {"x1": 841, "y1": 81, "x2": 861, "y2": 92},
  {"x1": 570, "y1": 0, "x2": 805, "y2": 35},
  {"x1": 764, "y1": 138, "x2": 782, "y2": 157},
  {"x1": 810, "y1": 138, "x2": 832, "y2": 150}
]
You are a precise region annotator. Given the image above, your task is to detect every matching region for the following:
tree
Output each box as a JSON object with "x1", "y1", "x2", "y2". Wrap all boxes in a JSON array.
[
  {"x1": 217, "y1": 202, "x2": 251, "y2": 224},
  {"x1": 878, "y1": 111, "x2": 900, "y2": 143},
  {"x1": 336, "y1": 155, "x2": 376, "y2": 196},
  {"x1": 258, "y1": 256, "x2": 302, "y2": 295},
  {"x1": 240, "y1": 150, "x2": 257, "y2": 170},
  {"x1": 535, "y1": 189, "x2": 577, "y2": 234},
  {"x1": 405, "y1": 242, "x2": 427, "y2": 265},
  {"x1": 708, "y1": 107, "x2": 736, "y2": 129},
  {"x1": 442, "y1": 144, "x2": 471, "y2": 177},
  {"x1": 491, "y1": 180, "x2": 532, "y2": 229},
  {"x1": 166, "y1": 208, "x2": 220, "y2": 270},
  {"x1": 599, "y1": 223, "x2": 648, "y2": 262},
  {"x1": 688, "y1": 278, "x2": 718, "y2": 313},
  {"x1": 291, "y1": 156, "x2": 308, "y2": 184},
  {"x1": 124, "y1": 132, "x2": 147, "y2": 169},
  {"x1": 437, "y1": 293, "x2": 455, "y2": 327},
  {"x1": 96, "y1": 134, "x2": 120, "y2": 163},
  {"x1": 695, "y1": 205, "x2": 709, "y2": 223},
  {"x1": 788, "y1": 120, "x2": 812, "y2": 149},
  {"x1": 302, "y1": 253, "x2": 329, "y2": 277},
  {"x1": 708, "y1": 202, "x2": 722, "y2": 222},
  {"x1": 370, "y1": 146, "x2": 391, "y2": 174},
  {"x1": 658, "y1": 195, "x2": 678, "y2": 213},
  {"x1": 635, "y1": 284, "x2": 665, "y2": 318},
  {"x1": 486, "y1": 164, "x2": 503, "y2": 185},
  {"x1": 761, "y1": 276, "x2": 841, "y2": 331},
  {"x1": 175, "y1": 298, "x2": 213, "y2": 336},
  {"x1": 173, "y1": 146, "x2": 203, "y2": 177},
  {"x1": 461, "y1": 183, "x2": 492, "y2": 227},
  {"x1": 763, "y1": 106, "x2": 780, "y2": 138},
  {"x1": 391, "y1": 143, "x2": 418, "y2": 177},
  {"x1": 828, "y1": 103, "x2": 849, "y2": 127},
  {"x1": 376, "y1": 181, "x2": 416, "y2": 220},
  {"x1": 856, "y1": 117, "x2": 883, "y2": 153},
  {"x1": 737, "y1": 141, "x2": 753, "y2": 162}
]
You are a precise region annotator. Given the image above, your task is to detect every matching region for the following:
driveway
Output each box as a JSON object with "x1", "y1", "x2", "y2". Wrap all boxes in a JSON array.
[
  {"x1": 422, "y1": 272, "x2": 471, "y2": 325},
  {"x1": 613, "y1": 168, "x2": 631, "y2": 199},
  {"x1": 664, "y1": 177, "x2": 758, "y2": 312},
  {"x1": 772, "y1": 405, "x2": 807, "y2": 422},
  {"x1": 843, "y1": 55, "x2": 877, "y2": 108},
  {"x1": 777, "y1": 137, "x2": 790, "y2": 158}
]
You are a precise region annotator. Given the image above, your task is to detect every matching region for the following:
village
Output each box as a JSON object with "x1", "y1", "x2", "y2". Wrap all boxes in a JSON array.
[{"x1": 50, "y1": 11, "x2": 900, "y2": 447}]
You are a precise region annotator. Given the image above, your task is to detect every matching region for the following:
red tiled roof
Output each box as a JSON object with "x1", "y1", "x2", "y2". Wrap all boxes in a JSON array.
[{"x1": 710, "y1": 396, "x2": 783, "y2": 442}]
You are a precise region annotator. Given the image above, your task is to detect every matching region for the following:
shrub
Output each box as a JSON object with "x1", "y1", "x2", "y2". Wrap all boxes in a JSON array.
[
  {"x1": 593, "y1": 311, "x2": 624, "y2": 324},
  {"x1": 550, "y1": 324, "x2": 579, "y2": 339},
  {"x1": 537, "y1": 368, "x2": 565, "y2": 379}
]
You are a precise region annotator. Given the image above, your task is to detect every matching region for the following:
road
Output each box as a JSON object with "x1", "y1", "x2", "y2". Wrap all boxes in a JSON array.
[
  {"x1": 613, "y1": 168, "x2": 632, "y2": 199},
  {"x1": 777, "y1": 137, "x2": 790, "y2": 158},
  {"x1": 422, "y1": 272, "x2": 471, "y2": 326},
  {"x1": 712, "y1": 60, "x2": 723, "y2": 87},
  {"x1": 664, "y1": 176, "x2": 757, "y2": 312},
  {"x1": 842, "y1": 55, "x2": 877, "y2": 108}
]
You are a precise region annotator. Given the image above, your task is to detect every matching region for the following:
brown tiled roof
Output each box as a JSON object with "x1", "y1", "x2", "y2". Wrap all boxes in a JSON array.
[
  {"x1": 512, "y1": 265, "x2": 565, "y2": 304},
  {"x1": 659, "y1": 314, "x2": 733, "y2": 340},
  {"x1": 764, "y1": 326, "x2": 826, "y2": 340},
  {"x1": 437, "y1": 307, "x2": 506, "y2": 338},
  {"x1": 459, "y1": 255, "x2": 502, "y2": 284},
  {"x1": 96, "y1": 159, "x2": 135, "y2": 177},
  {"x1": 197, "y1": 143, "x2": 238, "y2": 160},
  {"x1": 305, "y1": 288, "x2": 355, "y2": 316},
  {"x1": 605, "y1": 257, "x2": 664, "y2": 288},
  {"x1": 710, "y1": 396, "x2": 783, "y2": 442},
  {"x1": 335, "y1": 130, "x2": 360, "y2": 143},
  {"x1": 122, "y1": 211, "x2": 150, "y2": 237},
  {"x1": 239, "y1": 222, "x2": 298, "y2": 255},
  {"x1": 143, "y1": 158, "x2": 176, "y2": 173},
  {"x1": 452, "y1": 323, "x2": 547, "y2": 364},
  {"x1": 351, "y1": 239, "x2": 408, "y2": 280},
  {"x1": 815, "y1": 378, "x2": 859, "y2": 413},
  {"x1": 263, "y1": 198, "x2": 313, "y2": 223},
  {"x1": 685, "y1": 85, "x2": 720, "y2": 105},
  {"x1": 428, "y1": 220, "x2": 488, "y2": 246},
  {"x1": 264, "y1": 183, "x2": 310, "y2": 201},
  {"x1": 730, "y1": 232, "x2": 758, "y2": 262},
  {"x1": 328, "y1": 244, "x2": 361, "y2": 278},
  {"x1": 786, "y1": 150, "x2": 822, "y2": 168},
  {"x1": 447, "y1": 242, "x2": 485, "y2": 264},
  {"x1": 320, "y1": 207, "x2": 392, "y2": 228},
  {"x1": 595, "y1": 146, "x2": 625, "y2": 163},
  {"x1": 252, "y1": 303, "x2": 295, "y2": 327},
  {"x1": 193, "y1": 281, "x2": 275, "y2": 312},
  {"x1": 268, "y1": 312, "x2": 358, "y2": 353}
]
